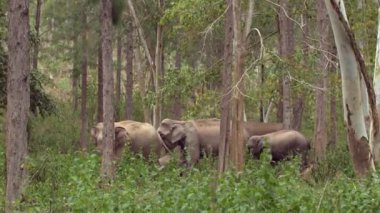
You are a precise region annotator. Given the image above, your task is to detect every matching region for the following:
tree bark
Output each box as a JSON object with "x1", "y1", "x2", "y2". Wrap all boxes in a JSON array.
[
  {"x1": 100, "y1": 0, "x2": 115, "y2": 183},
  {"x1": 72, "y1": 37, "x2": 80, "y2": 112},
  {"x1": 292, "y1": 11, "x2": 309, "y2": 131},
  {"x1": 79, "y1": 11, "x2": 88, "y2": 152},
  {"x1": 125, "y1": 22, "x2": 133, "y2": 120},
  {"x1": 153, "y1": 0, "x2": 165, "y2": 129},
  {"x1": 171, "y1": 38, "x2": 183, "y2": 120},
  {"x1": 325, "y1": 0, "x2": 376, "y2": 177},
  {"x1": 314, "y1": 0, "x2": 330, "y2": 161},
  {"x1": 218, "y1": 0, "x2": 233, "y2": 174},
  {"x1": 6, "y1": 0, "x2": 30, "y2": 211},
  {"x1": 116, "y1": 34, "x2": 122, "y2": 120},
  {"x1": 229, "y1": 0, "x2": 245, "y2": 171},
  {"x1": 370, "y1": 2, "x2": 380, "y2": 163},
  {"x1": 329, "y1": 55, "x2": 338, "y2": 147},
  {"x1": 97, "y1": 44, "x2": 104, "y2": 123},
  {"x1": 278, "y1": 0, "x2": 294, "y2": 129},
  {"x1": 135, "y1": 44, "x2": 152, "y2": 123},
  {"x1": 127, "y1": 0, "x2": 155, "y2": 80},
  {"x1": 32, "y1": 0, "x2": 42, "y2": 71}
]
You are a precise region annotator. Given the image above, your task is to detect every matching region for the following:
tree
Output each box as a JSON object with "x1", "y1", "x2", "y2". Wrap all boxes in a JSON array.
[
  {"x1": 314, "y1": 0, "x2": 330, "y2": 161},
  {"x1": 100, "y1": 0, "x2": 115, "y2": 183},
  {"x1": 97, "y1": 44, "x2": 103, "y2": 123},
  {"x1": 278, "y1": 0, "x2": 294, "y2": 129},
  {"x1": 116, "y1": 34, "x2": 122, "y2": 120},
  {"x1": 218, "y1": 0, "x2": 233, "y2": 174},
  {"x1": 5, "y1": 0, "x2": 30, "y2": 211},
  {"x1": 79, "y1": 11, "x2": 88, "y2": 152},
  {"x1": 229, "y1": 0, "x2": 245, "y2": 171},
  {"x1": 153, "y1": 0, "x2": 165, "y2": 129},
  {"x1": 32, "y1": 0, "x2": 42, "y2": 71},
  {"x1": 370, "y1": 1, "x2": 380, "y2": 163},
  {"x1": 125, "y1": 20, "x2": 133, "y2": 120},
  {"x1": 325, "y1": 0, "x2": 378, "y2": 177}
]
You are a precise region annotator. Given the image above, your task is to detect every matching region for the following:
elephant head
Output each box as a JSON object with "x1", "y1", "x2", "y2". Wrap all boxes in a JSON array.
[
  {"x1": 90, "y1": 122, "x2": 130, "y2": 157},
  {"x1": 157, "y1": 119, "x2": 186, "y2": 150},
  {"x1": 246, "y1": 135, "x2": 264, "y2": 159}
]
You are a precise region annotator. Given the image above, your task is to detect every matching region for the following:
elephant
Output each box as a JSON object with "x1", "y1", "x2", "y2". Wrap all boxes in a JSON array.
[
  {"x1": 91, "y1": 120, "x2": 169, "y2": 162},
  {"x1": 246, "y1": 130, "x2": 310, "y2": 170},
  {"x1": 157, "y1": 118, "x2": 284, "y2": 166}
]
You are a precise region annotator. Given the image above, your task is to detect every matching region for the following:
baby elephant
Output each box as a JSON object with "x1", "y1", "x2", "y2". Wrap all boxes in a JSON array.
[{"x1": 246, "y1": 130, "x2": 310, "y2": 170}]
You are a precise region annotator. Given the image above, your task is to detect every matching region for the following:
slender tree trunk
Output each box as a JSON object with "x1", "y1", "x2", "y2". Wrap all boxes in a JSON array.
[
  {"x1": 125, "y1": 22, "x2": 133, "y2": 120},
  {"x1": 370, "y1": 2, "x2": 380, "y2": 163},
  {"x1": 79, "y1": 12, "x2": 88, "y2": 152},
  {"x1": 171, "y1": 38, "x2": 183, "y2": 119},
  {"x1": 329, "y1": 57, "x2": 338, "y2": 146},
  {"x1": 116, "y1": 34, "x2": 122, "y2": 120},
  {"x1": 292, "y1": 11, "x2": 309, "y2": 131},
  {"x1": 218, "y1": 0, "x2": 233, "y2": 174},
  {"x1": 127, "y1": 0, "x2": 155, "y2": 80},
  {"x1": 100, "y1": 0, "x2": 115, "y2": 183},
  {"x1": 72, "y1": 38, "x2": 80, "y2": 112},
  {"x1": 325, "y1": 0, "x2": 377, "y2": 177},
  {"x1": 278, "y1": 0, "x2": 294, "y2": 129},
  {"x1": 135, "y1": 45, "x2": 152, "y2": 123},
  {"x1": 230, "y1": 0, "x2": 245, "y2": 171},
  {"x1": 5, "y1": 0, "x2": 30, "y2": 211},
  {"x1": 153, "y1": 0, "x2": 165, "y2": 129},
  {"x1": 32, "y1": 0, "x2": 42, "y2": 71},
  {"x1": 97, "y1": 45, "x2": 104, "y2": 122},
  {"x1": 314, "y1": 0, "x2": 330, "y2": 161},
  {"x1": 259, "y1": 64, "x2": 265, "y2": 122}
]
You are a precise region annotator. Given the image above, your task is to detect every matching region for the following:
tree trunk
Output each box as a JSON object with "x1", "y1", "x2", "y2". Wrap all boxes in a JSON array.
[
  {"x1": 97, "y1": 45, "x2": 104, "y2": 123},
  {"x1": 329, "y1": 57, "x2": 338, "y2": 147},
  {"x1": 370, "y1": 2, "x2": 380, "y2": 163},
  {"x1": 125, "y1": 22, "x2": 133, "y2": 120},
  {"x1": 116, "y1": 34, "x2": 122, "y2": 120},
  {"x1": 100, "y1": 0, "x2": 115, "y2": 183},
  {"x1": 171, "y1": 38, "x2": 183, "y2": 120},
  {"x1": 127, "y1": 0, "x2": 155, "y2": 80},
  {"x1": 218, "y1": 0, "x2": 233, "y2": 174},
  {"x1": 153, "y1": 0, "x2": 165, "y2": 129},
  {"x1": 314, "y1": 0, "x2": 330, "y2": 161},
  {"x1": 135, "y1": 45, "x2": 152, "y2": 123},
  {"x1": 32, "y1": 0, "x2": 42, "y2": 71},
  {"x1": 79, "y1": 12, "x2": 88, "y2": 152},
  {"x1": 229, "y1": 0, "x2": 245, "y2": 171},
  {"x1": 292, "y1": 11, "x2": 309, "y2": 131},
  {"x1": 72, "y1": 38, "x2": 80, "y2": 112},
  {"x1": 278, "y1": 0, "x2": 294, "y2": 129},
  {"x1": 325, "y1": 0, "x2": 377, "y2": 178},
  {"x1": 5, "y1": 0, "x2": 30, "y2": 211}
]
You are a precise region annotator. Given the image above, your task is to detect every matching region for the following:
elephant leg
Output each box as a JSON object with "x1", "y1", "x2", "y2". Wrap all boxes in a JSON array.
[{"x1": 184, "y1": 127, "x2": 201, "y2": 166}]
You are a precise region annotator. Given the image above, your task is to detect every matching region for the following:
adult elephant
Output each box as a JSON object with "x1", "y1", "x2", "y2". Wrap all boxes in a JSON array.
[
  {"x1": 246, "y1": 130, "x2": 310, "y2": 170},
  {"x1": 91, "y1": 120, "x2": 169, "y2": 162},
  {"x1": 157, "y1": 118, "x2": 284, "y2": 166}
]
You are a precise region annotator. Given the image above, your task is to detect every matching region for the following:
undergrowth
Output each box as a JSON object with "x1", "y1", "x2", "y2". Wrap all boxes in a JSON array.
[{"x1": 1, "y1": 105, "x2": 380, "y2": 212}]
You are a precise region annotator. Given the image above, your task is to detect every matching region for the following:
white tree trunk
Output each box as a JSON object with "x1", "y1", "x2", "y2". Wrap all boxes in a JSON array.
[
  {"x1": 370, "y1": 3, "x2": 380, "y2": 163},
  {"x1": 325, "y1": 0, "x2": 374, "y2": 177}
]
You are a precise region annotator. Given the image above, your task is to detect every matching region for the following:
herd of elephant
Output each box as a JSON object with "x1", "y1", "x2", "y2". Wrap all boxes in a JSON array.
[{"x1": 90, "y1": 118, "x2": 311, "y2": 171}]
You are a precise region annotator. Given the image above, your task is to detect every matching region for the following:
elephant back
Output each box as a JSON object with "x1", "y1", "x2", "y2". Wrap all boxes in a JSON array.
[{"x1": 243, "y1": 122, "x2": 284, "y2": 140}]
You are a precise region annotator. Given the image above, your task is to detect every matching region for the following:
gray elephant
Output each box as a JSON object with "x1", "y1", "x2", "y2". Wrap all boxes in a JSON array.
[
  {"x1": 246, "y1": 130, "x2": 310, "y2": 169},
  {"x1": 157, "y1": 118, "x2": 284, "y2": 166},
  {"x1": 91, "y1": 120, "x2": 169, "y2": 162}
]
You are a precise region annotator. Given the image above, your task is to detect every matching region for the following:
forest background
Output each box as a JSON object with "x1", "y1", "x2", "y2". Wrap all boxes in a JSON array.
[{"x1": 2, "y1": 0, "x2": 380, "y2": 211}]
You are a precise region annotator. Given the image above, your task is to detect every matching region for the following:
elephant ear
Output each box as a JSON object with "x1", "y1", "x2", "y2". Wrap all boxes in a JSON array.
[
  {"x1": 115, "y1": 127, "x2": 128, "y2": 151},
  {"x1": 170, "y1": 123, "x2": 186, "y2": 144},
  {"x1": 256, "y1": 139, "x2": 264, "y2": 152}
]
